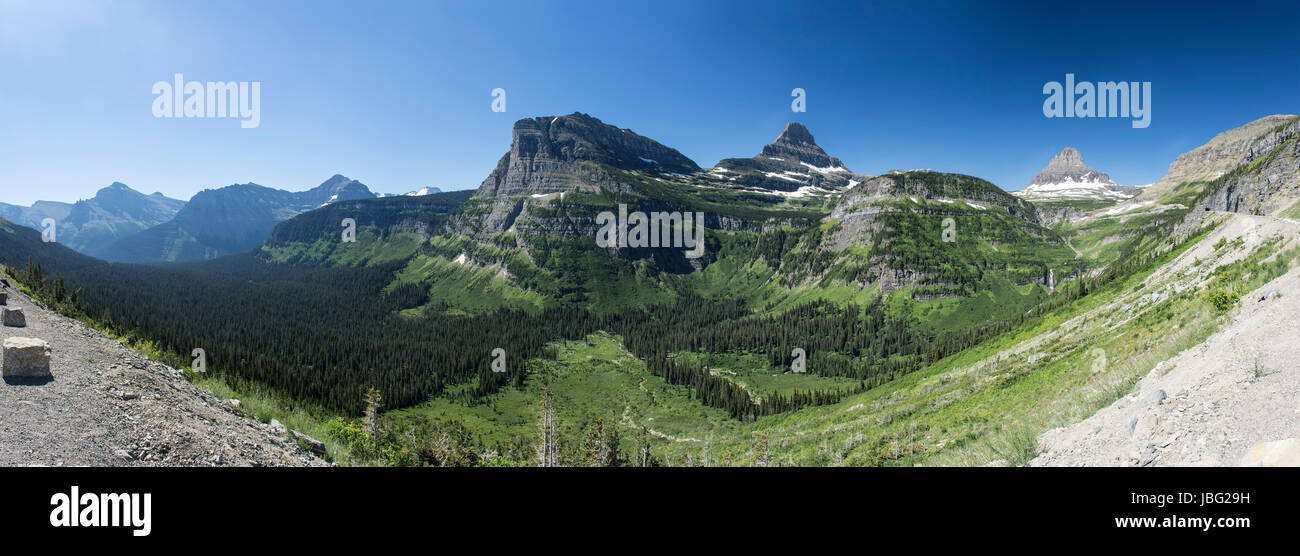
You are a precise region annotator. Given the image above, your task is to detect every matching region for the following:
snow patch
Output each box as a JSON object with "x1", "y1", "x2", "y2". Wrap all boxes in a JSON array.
[{"x1": 799, "y1": 161, "x2": 847, "y2": 174}]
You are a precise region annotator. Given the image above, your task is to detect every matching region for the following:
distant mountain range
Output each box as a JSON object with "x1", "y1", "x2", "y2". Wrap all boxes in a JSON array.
[
  {"x1": 97, "y1": 174, "x2": 377, "y2": 263},
  {"x1": 0, "y1": 176, "x2": 464, "y2": 264},
  {"x1": 0, "y1": 183, "x2": 186, "y2": 257}
]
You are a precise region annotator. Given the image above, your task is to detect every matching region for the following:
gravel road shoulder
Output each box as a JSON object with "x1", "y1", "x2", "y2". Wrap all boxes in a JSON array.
[{"x1": 0, "y1": 284, "x2": 325, "y2": 467}]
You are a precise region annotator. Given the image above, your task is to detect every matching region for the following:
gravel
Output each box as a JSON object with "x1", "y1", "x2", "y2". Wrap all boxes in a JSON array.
[{"x1": 0, "y1": 285, "x2": 326, "y2": 467}]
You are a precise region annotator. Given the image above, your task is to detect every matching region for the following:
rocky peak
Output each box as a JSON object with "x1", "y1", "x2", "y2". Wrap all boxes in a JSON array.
[
  {"x1": 760, "y1": 122, "x2": 846, "y2": 170},
  {"x1": 1029, "y1": 148, "x2": 1114, "y2": 186},
  {"x1": 1017, "y1": 148, "x2": 1138, "y2": 202},
  {"x1": 300, "y1": 174, "x2": 375, "y2": 206}
]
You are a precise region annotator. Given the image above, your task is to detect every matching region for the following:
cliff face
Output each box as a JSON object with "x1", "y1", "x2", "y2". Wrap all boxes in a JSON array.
[
  {"x1": 1196, "y1": 117, "x2": 1300, "y2": 216},
  {"x1": 1140, "y1": 115, "x2": 1298, "y2": 204},
  {"x1": 476, "y1": 113, "x2": 699, "y2": 198}
]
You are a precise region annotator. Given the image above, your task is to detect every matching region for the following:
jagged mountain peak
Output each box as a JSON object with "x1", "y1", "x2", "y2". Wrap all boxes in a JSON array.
[
  {"x1": 774, "y1": 122, "x2": 817, "y2": 146},
  {"x1": 759, "y1": 122, "x2": 846, "y2": 171}
]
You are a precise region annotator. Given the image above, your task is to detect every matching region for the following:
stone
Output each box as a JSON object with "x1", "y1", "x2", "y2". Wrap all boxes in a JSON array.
[
  {"x1": 226, "y1": 398, "x2": 242, "y2": 409},
  {"x1": 0, "y1": 291, "x2": 7, "y2": 305},
  {"x1": 1129, "y1": 412, "x2": 1159, "y2": 439},
  {"x1": 268, "y1": 419, "x2": 286, "y2": 435},
  {"x1": 2, "y1": 337, "x2": 52, "y2": 379},
  {"x1": 290, "y1": 430, "x2": 326, "y2": 456},
  {"x1": 2, "y1": 307, "x2": 25, "y2": 327},
  {"x1": 1239, "y1": 438, "x2": 1300, "y2": 467},
  {"x1": 1140, "y1": 389, "x2": 1167, "y2": 406}
]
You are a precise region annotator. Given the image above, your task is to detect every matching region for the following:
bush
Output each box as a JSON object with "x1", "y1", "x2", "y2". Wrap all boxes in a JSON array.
[{"x1": 1206, "y1": 289, "x2": 1237, "y2": 312}]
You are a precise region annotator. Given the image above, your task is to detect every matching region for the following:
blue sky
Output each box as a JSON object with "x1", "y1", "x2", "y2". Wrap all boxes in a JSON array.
[{"x1": 1, "y1": 0, "x2": 1297, "y2": 205}]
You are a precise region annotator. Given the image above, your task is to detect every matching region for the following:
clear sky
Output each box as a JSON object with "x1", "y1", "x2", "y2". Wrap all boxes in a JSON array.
[{"x1": 2, "y1": 0, "x2": 1297, "y2": 205}]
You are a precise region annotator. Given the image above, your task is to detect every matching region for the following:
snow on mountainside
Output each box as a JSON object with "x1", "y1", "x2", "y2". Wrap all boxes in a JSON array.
[{"x1": 378, "y1": 186, "x2": 444, "y2": 198}]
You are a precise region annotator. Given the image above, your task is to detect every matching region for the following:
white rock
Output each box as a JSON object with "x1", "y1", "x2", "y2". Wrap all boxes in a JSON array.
[
  {"x1": 1239, "y1": 438, "x2": 1300, "y2": 467},
  {"x1": 2, "y1": 337, "x2": 51, "y2": 379}
]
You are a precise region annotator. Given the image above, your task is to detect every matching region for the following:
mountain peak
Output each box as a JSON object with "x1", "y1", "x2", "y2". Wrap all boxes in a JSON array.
[
  {"x1": 93, "y1": 182, "x2": 146, "y2": 200},
  {"x1": 774, "y1": 122, "x2": 817, "y2": 146},
  {"x1": 1029, "y1": 147, "x2": 1113, "y2": 186},
  {"x1": 759, "y1": 122, "x2": 845, "y2": 170},
  {"x1": 1017, "y1": 147, "x2": 1138, "y2": 201},
  {"x1": 1041, "y1": 147, "x2": 1089, "y2": 175}
]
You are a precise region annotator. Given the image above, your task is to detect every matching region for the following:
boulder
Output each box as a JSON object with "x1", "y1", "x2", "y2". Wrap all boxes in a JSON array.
[
  {"x1": 1239, "y1": 438, "x2": 1300, "y2": 467},
  {"x1": 0, "y1": 291, "x2": 7, "y2": 305},
  {"x1": 2, "y1": 337, "x2": 52, "y2": 379},
  {"x1": 290, "y1": 429, "x2": 326, "y2": 456},
  {"x1": 2, "y1": 307, "x2": 25, "y2": 327}
]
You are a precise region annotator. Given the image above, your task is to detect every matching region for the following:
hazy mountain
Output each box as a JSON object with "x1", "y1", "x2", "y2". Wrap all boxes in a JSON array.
[
  {"x1": 0, "y1": 183, "x2": 185, "y2": 257},
  {"x1": 0, "y1": 200, "x2": 73, "y2": 229},
  {"x1": 98, "y1": 175, "x2": 376, "y2": 263}
]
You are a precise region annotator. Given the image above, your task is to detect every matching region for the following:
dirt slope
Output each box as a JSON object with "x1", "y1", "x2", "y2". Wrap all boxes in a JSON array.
[
  {"x1": 1032, "y1": 216, "x2": 1300, "y2": 466},
  {"x1": 0, "y1": 284, "x2": 324, "y2": 467}
]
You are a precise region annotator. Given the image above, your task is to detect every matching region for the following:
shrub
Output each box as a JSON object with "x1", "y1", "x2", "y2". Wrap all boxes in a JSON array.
[{"x1": 1206, "y1": 289, "x2": 1237, "y2": 312}]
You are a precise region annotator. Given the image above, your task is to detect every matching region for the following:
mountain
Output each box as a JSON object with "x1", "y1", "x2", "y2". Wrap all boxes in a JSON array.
[
  {"x1": 0, "y1": 200, "x2": 73, "y2": 230},
  {"x1": 707, "y1": 122, "x2": 871, "y2": 198},
  {"x1": 276, "y1": 115, "x2": 1073, "y2": 319},
  {"x1": 98, "y1": 175, "x2": 376, "y2": 263},
  {"x1": 1013, "y1": 148, "x2": 1141, "y2": 201},
  {"x1": 478, "y1": 112, "x2": 699, "y2": 199},
  {"x1": 1138, "y1": 114, "x2": 1298, "y2": 204},
  {"x1": 0, "y1": 183, "x2": 185, "y2": 257}
]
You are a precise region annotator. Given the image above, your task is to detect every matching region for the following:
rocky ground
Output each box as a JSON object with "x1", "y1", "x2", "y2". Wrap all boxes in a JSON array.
[
  {"x1": 1032, "y1": 215, "x2": 1300, "y2": 467},
  {"x1": 0, "y1": 284, "x2": 325, "y2": 467}
]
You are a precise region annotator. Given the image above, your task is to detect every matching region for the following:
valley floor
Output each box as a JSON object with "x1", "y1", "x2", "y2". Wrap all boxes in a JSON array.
[{"x1": 0, "y1": 285, "x2": 323, "y2": 466}]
